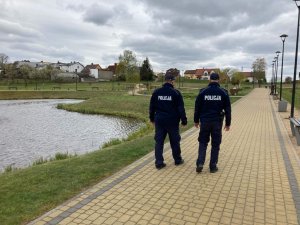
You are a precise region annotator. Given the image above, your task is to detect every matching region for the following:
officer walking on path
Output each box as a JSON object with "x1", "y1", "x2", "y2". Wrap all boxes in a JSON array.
[
  {"x1": 194, "y1": 73, "x2": 231, "y2": 173},
  {"x1": 149, "y1": 71, "x2": 187, "y2": 169}
]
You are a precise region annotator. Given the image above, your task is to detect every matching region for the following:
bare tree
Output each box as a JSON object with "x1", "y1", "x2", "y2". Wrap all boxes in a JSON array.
[
  {"x1": 0, "y1": 53, "x2": 9, "y2": 68},
  {"x1": 252, "y1": 57, "x2": 266, "y2": 87},
  {"x1": 285, "y1": 76, "x2": 292, "y2": 84},
  {"x1": 0, "y1": 53, "x2": 9, "y2": 78}
]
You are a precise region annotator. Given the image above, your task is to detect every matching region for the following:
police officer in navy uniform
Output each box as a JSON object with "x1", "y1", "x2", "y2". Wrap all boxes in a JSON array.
[
  {"x1": 194, "y1": 73, "x2": 231, "y2": 173},
  {"x1": 149, "y1": 71, "x2": 187, "y2": 169}
]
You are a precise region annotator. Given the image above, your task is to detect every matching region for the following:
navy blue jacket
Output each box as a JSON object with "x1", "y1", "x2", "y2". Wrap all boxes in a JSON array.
[
  {"x1": 194, "y1": 82, "x2": 231, "y2": 126},
  {"x1": 149, "y1": 83, "x2": 187, "y2": 126}
]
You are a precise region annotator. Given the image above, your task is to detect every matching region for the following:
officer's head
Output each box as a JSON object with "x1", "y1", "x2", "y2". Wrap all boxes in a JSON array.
[
  {"x1": 165, "y1": 72, "x2": 176, "y2": 84},
  {"x1": 210, "y1": 73, "x2": 220, "y2": 83}
]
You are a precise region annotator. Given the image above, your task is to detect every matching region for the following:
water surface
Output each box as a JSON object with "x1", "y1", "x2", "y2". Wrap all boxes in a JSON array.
[{"x1": 0, "y1": 99, "x2": 143, "y2": 171}]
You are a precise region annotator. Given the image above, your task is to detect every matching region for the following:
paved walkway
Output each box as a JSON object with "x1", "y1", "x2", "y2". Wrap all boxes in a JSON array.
[{"x1": 30, "y1": 88, "x2": 300, "y2": 225}]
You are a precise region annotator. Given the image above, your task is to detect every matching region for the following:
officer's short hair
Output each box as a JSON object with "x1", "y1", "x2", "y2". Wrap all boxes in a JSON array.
[
  {"x1": 165, "y1": 72, "x2": 176, "y2": 81},
  {"x1": 210, "y1": 73, "x2": 220, "y2": 80}
]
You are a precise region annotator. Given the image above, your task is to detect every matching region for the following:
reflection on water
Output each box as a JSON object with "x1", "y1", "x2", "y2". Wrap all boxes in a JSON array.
[{"x1": 0, "y1": 99, "x2": 143, "y2": 171}]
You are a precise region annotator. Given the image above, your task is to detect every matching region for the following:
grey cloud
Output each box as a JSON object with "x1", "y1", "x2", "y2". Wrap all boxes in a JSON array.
[
  {"x1": 0, "y1": 19, "x2": 42, "y2": 38},
  {"x1": 83, "y1": 3, "x2": 113, "y2": 25},
  {"x1": 142, "y1": 0, "x2": 292, "y2": 39},
  {"x1": 82, "y1": 3, "x2": 132, "y2": 26},
  {"x1": 65, "y1": 3, "x2": 87, "y2": 12},
  {"x1": 10, "y1": 43, "x2": 84, "y2": 62},
  {"x1": 121, "y1": 35, "x2": 219, "y2": 68}
]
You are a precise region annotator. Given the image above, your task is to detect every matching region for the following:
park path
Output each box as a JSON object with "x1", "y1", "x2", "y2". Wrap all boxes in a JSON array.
[{"x1": 30, "y1": 88, "x2": 300, "y2": 225}]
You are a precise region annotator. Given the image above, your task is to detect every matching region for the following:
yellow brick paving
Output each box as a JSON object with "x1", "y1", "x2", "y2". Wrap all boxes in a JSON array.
[{"x1": 29, "y1": 88, "x2": 300, "y2": 225}]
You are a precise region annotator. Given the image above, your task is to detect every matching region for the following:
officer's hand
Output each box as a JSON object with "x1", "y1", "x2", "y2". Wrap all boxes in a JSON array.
[
  {"x1": 194, "y1": 123, "x2": 200, "y2": 128},
  {"x1": 224, "y1": 126, "x2": 230, "y2": 131}
]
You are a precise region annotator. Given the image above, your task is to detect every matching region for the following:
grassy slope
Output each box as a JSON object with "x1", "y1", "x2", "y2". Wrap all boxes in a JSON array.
[{"x1": 282, "y1": 88, "x2": 300, "y2": 109}]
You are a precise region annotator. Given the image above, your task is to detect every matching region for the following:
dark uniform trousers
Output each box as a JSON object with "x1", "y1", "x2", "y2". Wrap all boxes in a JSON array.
[
  {"x1": 154, "y1": 123, "x2": 182, "y2": 165},
  {"x1": 197, "y1": 121, "x2": 222, "y2": 169}
]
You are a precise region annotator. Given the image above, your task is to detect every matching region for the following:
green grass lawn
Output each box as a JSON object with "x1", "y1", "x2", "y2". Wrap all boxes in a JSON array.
[
  {"x1": 0, "y1": 80, "x2": 131, "y2": 92},
  {"x1": 0, "y1": 84, "x2": 251, "y2": 225},
  {"x1": 282, "y1": 88, "x2": 300, "y2": 109}
]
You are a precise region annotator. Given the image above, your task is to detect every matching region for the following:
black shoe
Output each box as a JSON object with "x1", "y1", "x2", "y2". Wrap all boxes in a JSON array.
[
  {"x1": 175, "y1": 159, "x2": 184, "y2": 166},
  {"x1": 210, "y1": 166, "x2": 218, "y2": 173},
  {"x1": 196, "y1": 164, "x2": 203, "y2": 173},
  {"x1": 156, "y1": 163, "x2": 166, "y2": 170}
]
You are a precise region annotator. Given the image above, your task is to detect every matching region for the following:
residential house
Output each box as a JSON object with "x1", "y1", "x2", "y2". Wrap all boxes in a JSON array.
[
  {"x1": 184, "y1": 68, "x2": 220, "y2": 80},
  {"x1": 52, "y1": 61, "x2": 84, "y2": 74},
  {"x1": 82, "y1": 63, "x2": 102, "y2": 79},
  {"x1": 184, "y1": 70, "x2": 197, "y2": 79},
  {"x1": 242, "y1": 72, "x2": 256, "y2": 82},
  {"x1": 195, "y1": 68, "x2": 220, "y2": 80},
  {"x1": 98, "y1": 63, "x2": 117, "y2": 80}
]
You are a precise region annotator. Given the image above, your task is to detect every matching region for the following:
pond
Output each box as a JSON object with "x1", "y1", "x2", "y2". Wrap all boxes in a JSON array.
[{"x1": 0, "y1": 99, "x2": 143, "y2": 171}]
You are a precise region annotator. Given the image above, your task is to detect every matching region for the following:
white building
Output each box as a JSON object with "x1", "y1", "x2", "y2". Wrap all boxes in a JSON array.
[
  {"x1": 52, "y1": 61, "x2": 84, "y2": 73},
  {"x1": 82, "y1": 64, "x2": 102, "y2": 79}
]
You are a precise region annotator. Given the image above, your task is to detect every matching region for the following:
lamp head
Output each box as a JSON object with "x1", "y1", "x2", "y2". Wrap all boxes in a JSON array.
[
  {"x1": 275, "y1": 51, "x2": 281, "y2": 57},
  {"x1": 294, "y1": 0, "x2": 300, "y2": 7},
  {"x1": 280, "y1": 34, "x2": 288, "y2": 42}
]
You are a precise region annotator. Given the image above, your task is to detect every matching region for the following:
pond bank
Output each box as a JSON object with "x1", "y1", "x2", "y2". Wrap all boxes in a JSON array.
[{"x1": 0, "y1": 99, "x2": 143, "y2": 171}]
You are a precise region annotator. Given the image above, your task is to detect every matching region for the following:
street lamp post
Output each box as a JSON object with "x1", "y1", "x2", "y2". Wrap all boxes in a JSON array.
[
  {"x1": 291, "y1": 0, "x2": 300, "y2": 118},
  {"x1": 279, "y1": 34, "x2": 288, "y2": 101},
  {"x1": 112, "y1": 74, "x2": 116, "y2": 91},
  {"x1": 75, "y1": 74, "x2": 78, "y2": 91},
  {"x1": 252, "y1": 70, "x2": 255, "y2": 89},
  {"x1": 178, "y1": 70, "x2": 181, "y2": 89},
  {"x1": 272, "y1": 61, "x2": 275, "y2": 84},
  {"x1": 182, "y1": 70, "x2": 184, "y2": 87},
  {"x1": 274, "y1": 57, "x2": 277, "y2": 94},
  {"x1": 73, "y1": 69, "x2": 78, "y2": 91},
  {"x1": 275, "y1": 51, "x2": 281, "y2": 96}
]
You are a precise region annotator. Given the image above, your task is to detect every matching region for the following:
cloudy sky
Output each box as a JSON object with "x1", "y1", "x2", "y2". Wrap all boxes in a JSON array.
[{"x1": 0, "y1": 0, "x2": 299, "y2": 80}]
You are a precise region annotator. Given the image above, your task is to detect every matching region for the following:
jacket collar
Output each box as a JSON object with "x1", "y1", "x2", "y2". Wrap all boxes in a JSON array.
[
  {"x1": 163, "y1": 82, "x2": 174, "y2": 88},
  {"x1": 208, "y1": 82, "x2": 220, "y2": 87}
]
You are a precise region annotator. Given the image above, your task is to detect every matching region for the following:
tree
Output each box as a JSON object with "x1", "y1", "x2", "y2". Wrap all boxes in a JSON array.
[
  {"x1": 285, "y1": 76, "x2": 292, "y2": 84},
  {"x1": 39, "y1": 65, "x2": 59, "y2": 81},
  {"x1": 116, "y1": 49, "x2": 140, "y2": 83},
  {"x1": 219, "y1": 68, "x2": 232, "y2": 84},
  {"x1": 252, "y1": 57, "x2": 266, "y2": 87},
  {"x1": 126, "y1": 66, "x2": 140, "y2": 95},
  {"x1": 119, "y1": 50, "x2": 137, "y2": 67},
  {"x1": 4, "y1": 63, "x2": 17, "y2": 82},
  {"x1": 29, "y1": 69, "x2": 42, "y2": 90},
  {"x1": 230, "y1": 70, "x2": 245, "y2": 87},
  {"x1": 19, "y1": 65, "x2": 33, "y2": 86},
  {"x1": 0, "y1": 53, "x2": 9, "y2": 78},
  {"x1": 140, "y1": 57, "x2": 154, "y2": 81},
  {"x1": 115, "y1": 61, "x2": 127, "y2": 81},
  {"x1": 0, "y1": 53, "x2": 8, "y2": 69}
]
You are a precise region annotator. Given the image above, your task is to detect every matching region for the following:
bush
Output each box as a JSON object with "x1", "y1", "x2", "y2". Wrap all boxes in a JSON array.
[{"x1": 230, "y1": 88, "x2": 239, "y2": 95}]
